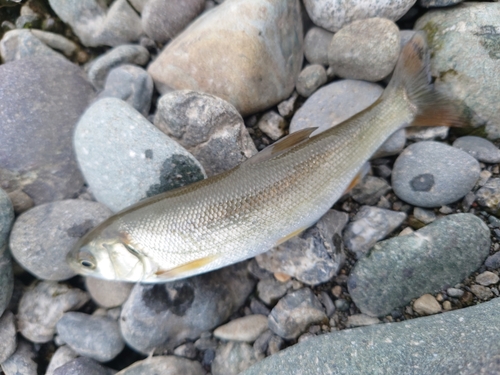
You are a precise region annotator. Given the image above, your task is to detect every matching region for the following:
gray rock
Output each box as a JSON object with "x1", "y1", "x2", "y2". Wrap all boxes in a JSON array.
[
  {"x1": 328, "y1": 18, "x2": 400, "y2": 81},
  {"x1": 350, "y1": 175, "x2": 391, "y2": 205},
  {"x1": 346, "y1": 314, "x2": 380, "y2": 327},
  {"x1": 0, "y1": 189, "x2": 14, "y2": 317},
  {"x1": 348, "y1": 214, "x2": 490, "y2": 317},
  {"x1": 0, "y1": 56, "x2": 94, "y2": 204},
  {"x1": 30, "y1": 29, "x2": 80, "y2": 57},
  {"x1": 212, "y1": 341, "x2": 264, "y2": 375},
  {"x1": 116, "y1": 356, "x2": 205, "y2": 375},
  {"x1": 154, "y1": 90, "x2": 257, "y2": 177},
  {"x1": 128, "y1": 0, "x2": 148, "y2": 13},
  {"x1": 415, "y1": 3, "x2": 500, "y2": 139},
  {"x1": 53, "y1": 357, "x2": 114, "y2": 375},
  {"x1": 120, "y1": 262, "x2": 255, "y2": 354},
  {"x1": 56, "y1": 312, "x2": 125, "y2": 362},
  {"x1": 253, "y1": 330, "x2": 273, "y2": 355},
  {"x1": 257, "y1": 111, "x2": 287, "y2": 141},
  {"x1": 470, "y1": 285, "x2": 493, "y2": 301},
  {"x1": 0, "y1": 311, "x2": 16, "y2": 363},
  {"x1": 303, "y1": 0, "x2": 416, "y2": 32},
  {"x1": 173, "y1": 343, "x2": 198, "y2": 359},
  {"x1": 413, "y1": 207, "x2": 436, "y2": 224},
  {"x1": 213, "y1": 315, "x2": 269, "y2": 343},
  {"x1": 476, "y1": 178, "x2": 500, "y2": 214},
  {"x1": 45, "y1": 346, "x2": 78, "y2": 375},
  {"x1": 343, "y1": 206, "x2": 407, "y2": 258},
  {"x1": 475, "y1": 271, "x2": 499, "y2": 286},
  {"x1": 268, "y1": 288, "x2": 327, "y2": 340},
  {"x1": 413, "y1": 294, "x2": 442, "y2": 315},
  {"x1": 87, "y1": 45, "x2": 149, "y2": 89},
  {"x1": 97, "y1": 64, "x2": 153, "y2": 116},
  {"x1": 405, "y1": 126, "x2": 449, "y2": 141},
  {"x1": 6, "y1": 189, "x2": 33, "y2": 215},
  {"x1": 392, "y1": 141, "x2": 480, "y2": 208},
  {"x1": 147, "y1": 0, "x2": 303, "y2": 116},
  {"x1": 446, "y1": 288, "x2": 464, "y2": 298},
  {"x1": 485, "y1": 252, "x2": 500, "y2": 269},
  {"x1": 296, "y1": 64, "x2": 327, "y2": 98},
  {"x1": 257, "y1": 278, "x2": 291, "y2": 306},
  {"x1": 304, "y1": 27, "x2": 333, "y2": 66},
  {"x1": 9, "y1": 200, "x2": 112, "y2": 280},
  {"x1": 17, "y1": 281, "x2": 89, "y2": 343},
  {"x1": 242, "y1": 297, "x2": 500, "y2": 375},
  {"x1": 0, "y1": 339, "x2": 36, "y2": 375},
  {"x1": 420, "y1": 0, "x2": 463, "y2": 6},
  {"x1": 85, "y1": 277, "x2": 134, "y2": 308},
  {"x1": 142, "y1": 0, "x2": 205, "y2": 43},
  {"x1": 371, "y1": 129, "x2": 406, "y2": 159},
  {"x1": 74, "y1": 97, "x2": 205, "y2": 212},
  {"x1": 0, "y1": 29, "x2": 64, "y2": 62},
  {"x1": 277, "y1": 92, "x2": 299, "y2": 119},
  {"x1": 453, "y1": 136, "x2": 500, "y2": 163},
  {"x1": 256, "y1": 210, "x2": 348, "y2": 286}
]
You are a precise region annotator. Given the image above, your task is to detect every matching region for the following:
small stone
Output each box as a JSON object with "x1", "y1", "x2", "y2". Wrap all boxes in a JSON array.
[
  {"x1": 398, "y1": 227, "x2": 414, "y2": 236},
  {"x1": 478, "y1": 170, "x2": 492, "y2": 187},
  {"x1": 413, "y1": 294, "x2": 442, "y2": 315},
  {"x1": 304, "y1": 27, "x2": 333, "y2": 66},
  {"x1": 453, "y1": 136, "x2": 500, "y2": 163},
  {"x1": 470, "y1": 285, "x2": 494, "y2": 301},
  {"x1": 489, "y1": 216, "x2": 500, "y2": 228},
  {"x1": 30, "y1": 29, "x2": 79, "y2": 57},
  {"x1": 446, "y1": 288, "x2": 464, "y2": 298},
  {"x1": 277, "y1": 92, "x2": 299, "y2": 118},
  {"x1": 334, "y1": 299, "x2": 350, "y2": 312},
  {"x1": 212, "y1": 341, "x2": 264, "y2": 375},
  {"x1": 296, "y1": 64, "x2": 327, "y2": 98},
  {"x1": 405, "y1": 126, "x2": 449, "y2": 142},
  {"x1": 485, "y1": 252, "x2": 500, "y2": 269},
  {"x1": 350, "y1": 176, "x2": 392, "y2": 206},
  {"x1": 250, "y1": 299, "x2": 270, "y2": 316},
  {"x1": 0, "y1": 189, "x2": 14, "y2": 317},
  {"x1": 116, "y1": 356, "x2": 205, "y2": 375},
  {"x1": 213, "y1": 315, "x2": 268, "y2": 343},
  {"x1": 253, "y1": 330, "x2": 273, "y2": 354},
  {"x1": 7, "y1": 190, "x2": 33, "y2": 214},
  {"x1": 439, "y1": 206, "x2": 454, "y2": 215},
  {"x1": 0, "y1": 311, "x2": 16, "y2": 363},
  {"x1": 346, "y1": 314, "x2": 380, "y2": 327},
  {"x1": 476, "y1": 179, "x2": 500, "y2": 213},
  {"x1": 318, "y1": 291, "x2": 335, "y2": 317},
  {"x1": 331, "y1": 285, "x2": 342, "y2": 298},
  {"x1": 45, "y1": 346, "x2": 78, "y2": 375},
  {"x1": 267, "y1": 335, "x2": 284, "y2": 355},
  {"x1": 0, "y1": 339, "x2": 37, "y2": 375},
  {"x1": 53, "y1": 357, "x2": 114, "y2": 375},
  {"x1": 85, "y1": 277, "x2": 134, "y2": 308},
  {"x1": 173, "y1": 343, "x2": 198, "y2": 359},
  {"x1": 413, "y1": 207, "x2": 436, "y2": 224},
  {"x1": 475, "y1": 271, "x2": 499, "y2": 286},
  {"x1": 257, "y1": 111, "x2": 287, "y2": 141},
  {"x1": 257, "y1": 278, "x2": 290, "y2": 306},
  {"x1": 0, "y1": 29, "x2": 64, "y2": 62},
  {"x1": 442, "y1": 300, "x2": 452, "y2": 310}
]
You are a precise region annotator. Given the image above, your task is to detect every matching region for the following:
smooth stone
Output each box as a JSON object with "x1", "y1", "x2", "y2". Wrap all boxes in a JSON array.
[
  {"x1": 446, "y1": 288, "x2": 464, "y2": 298},
  {"x1": 0, "y1": 339, "x2": 36, "y2": 375},
  {"x1": 350, "y1": 176, "x2": 391, "y2": 206},
  {"x1": 256, "y1": 210, "x2": 348, "y2": 286},
  {"x1": 212, "y1": 342, "x2": 264, "y2": 375},
  {"x1": 48, "y1": 0, "x2": 142, "y2": 47},
  {"x1": 0, "y1": 189, "x2": 14, "y2": 317},
  {"x1": 120, "y1": 262, "x2": 255, "y2": 354},
  {"x1": 147, "y1": 0, "x2": 303, "y2": 116},
  {"x1": 74, "y1": 97, "x2": 205, "y2": 212},
  {"x1": 257, "y1": 277, "x2": 291, "y2": 306},
  {"x1": 413, "y1": 207, "x2": 436, "y2": 224},
  {"x1": 328, "y1": 18, "x2": 400, "y2": 81},
  {"x1": 17, "y1": 281, "x2": 89, "y2": 343},
  {"x1": 45, "y1": 346, "x2": 78, "y2": 375},
  {"x1": 303, "y1": 0, "x2": 416, "y2": 32},
  {"x1": 213, "y1": 315, "x2": 269, "y2": 343},
  {"x1": 343, "y1": 206, "x2": 407, "y2": 258},
  {"x1": 470, "y1": 285, "x2": 493, "y2": 301},
  {"x1": 348, "y1": 214, "x2": 490, "y2": 317},
  {"x1": 304, "y1": 27, "x2": 333, "y2": 66},
  {"x1": 476, "y1": 178, "x2": 500, "y2": 214},
  {"x1": 0, "y1": 311, "x2": 16, "y2": 363},
  {"x1": 154, "y1": 90, "x2": 257, "y2": 177},
  {"x1": 30, "y1": 29, "x2": 80, "y2": 57},
  {"x1": 85, "y1": 278, "x2": 134, "y2": 308},
  {"x1": 87, "y1": 44, "x2": 149, "y2": 89},
  {"x1": 405, "y1": 126, "x2": 449, "y2": 141},
  {"x1": 242, "y1": 298, "x2": 500, "y2": 375},
  {"x1": 56, "y1": 312, "x2": 125, "y2": 362},
  {"x1": 415, "y1": 3, "x2": 500, "y2": 139},
  {"x1": 268, "y1": 288, "x2": 327, "y2": 340},
  {"x1": 53, "y1": 357, "x2": 114, "y2": 375},
  {"x1": 371, "y1": 129, "x2": 406, "y2": 159},
  {"x1": 9, "y1": 200, "x2": 112, "y2": 280},
  {"x1": 475, "y1": 271, "x2": 499, "y2": 286},
  {"x1": 0, "y1": 56, "x2": 94, "y2": 204},
  {"x1": 413, "y1": 294, "x2": 442, "y2": 315},
  {"x1": 116, "y1": 356, "x2": 205, "y2": 375},
  {"x1": 392, "y1": 141, "x2": 480, "y2": 208},
  {"x1": 0, "y1": 29, "x2": 63, "y2": 62},
  {"x1": 97, "y1": 64, "x2": 153, "y2": 116},
  {"x1": 296, "y1": 64, "x2": 327, "y2": 98},
  {"x1": 129, "y1": 0, "x2": 148, "y2": 12},
  {"x1": 346, "y1": 314, "x2": 380, "y2": 328},
  {"x1": 420, "y1": 0, "x2": 463, "y2": 6},
  {"x1": 6, "y1": 189, "x2": 33, "y2": 215},
  {"x1": 485, "y1": 252, "x2": 500, "y2": 269},
  {"x1": 142, "y1": 0, "x2": 205, "y2": 43},
  {"x1": 453, "y1": 136, "x2": 500, "y2": 163},
  {"x1": 257, "y1": 111, "x2": 287, "y2": 141}
]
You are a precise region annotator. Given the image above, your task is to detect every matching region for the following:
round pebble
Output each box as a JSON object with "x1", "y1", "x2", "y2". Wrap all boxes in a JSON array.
[
  {"x1": 85, "y1": 278, "x2": 134, "y2": 308},
  {"x1": 296, "y1": 64, "x2": 327, "y2": 98},
  {"x1": 453, "y1": 136, "x2": 500, "y2": 163},
  {"x1": 0, "y1": 29, "x2": 63, "y2": 63},
  {"x1": 446, "y1": 288, "x2": 464, "y2": 298},
  {"x1": 485, "y1": 252, "x2": 500, "y2": 270},
  {"x1": 475, "y1": 271, "x2": 499, "y2": 286},
  {"x1": 213, "y1": 315, "x2": 269, "y2": 343},
  {"x1": 413, "y1": 294, "x2": 442, "y2": 315},
  {"x1": 350, "y1": 176, "x2": 391, "y2": 206},
  {"x1": 304, "y1": 27, "x2": 333, "y2": 66}
]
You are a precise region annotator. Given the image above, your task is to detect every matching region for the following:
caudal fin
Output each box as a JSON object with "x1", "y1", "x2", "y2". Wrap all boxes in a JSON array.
[{"x1": 386, "y1": 32, "x2": 465, "y2": 128}]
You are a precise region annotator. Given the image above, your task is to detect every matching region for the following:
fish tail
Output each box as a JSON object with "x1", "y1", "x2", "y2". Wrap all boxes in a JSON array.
[{"x1": 386, "y1": 32, "x2": 466, "y2": 128}]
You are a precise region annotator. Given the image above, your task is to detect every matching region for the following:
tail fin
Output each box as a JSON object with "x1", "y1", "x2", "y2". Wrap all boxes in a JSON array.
[{"x1": 386, "y1": 32, "x2": 465, "y2": 128}]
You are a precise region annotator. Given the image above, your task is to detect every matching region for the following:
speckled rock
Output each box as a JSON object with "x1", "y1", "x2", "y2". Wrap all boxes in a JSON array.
[
  {"x1": 0, "y1": 189, "x2": 14, "y2": 317},
  {"x1": 85, "y1": 278, "x2": 134, "y2": 308},
  {"x1": 212, "y1": 341, "x2": 264, "y2": 375},
  {"x1": 350, "y1": 176, "x2": 392, "y2": 206},
  {"x1": 0, "y1": 311, "x2": 16, "y2": 363},
  {"x1": 214, "y1": 315, "x2": 269, "y2": 343},
  {"x1": 296, "y1": 64, "x2": 327, "y2": 98},
  {"x1": 257, "y1": 111, "x2": 287, "y2": 141},
  {"x1": 476, "y1": 178, "x2": 500, "y2": 214},
  {"x1": 17, "y1": 281, "x2": 89, "y2": 343},
  {"x1": 147, "y1": 0, "x2": 303, "y2": 115},
  {"x1": 120, "y1": 262, "x2": 255, "y2": 354},
  {"x1": 0, "y1": 339, "x2": 37, "y2": 375},
  {"x1": 0, "y1": 29, "x2": 64, "y2": 62},
  {"x1": 413, "y1": 294, "x2": 442, "y2": 315},
  {"x1": 453, "y1": 136, "x2": 500, "y2": 164},
  {"x1": 328, "y1": 18, "x2": 400, "y2": 81},
  {"x1": 74, "y1": 97, "x2": 205, "y2": 212},
  {"x1": 0, "y1": 56, "x2": 94, "y2": 204},
  {"x1": 348, "y1": 214, "x2": 490, "y2": 317},
  {"x1": 116, "y1": 356, "x2": 205, "y2": 375},
  {"x1": 392, "y1": 141, "x2": 480, "y2": 208},
  {"x1": 415, "y1": 3, "x2": 500, "y2": 139},
  {"x1": 45, "y1": 346, "x2": 78, "y2": 375},
  {"x1": 304, "y1": 27, "x2": 333, "y2": 66},
  {"x1": 53, "y1": 357, "x2": 115, "y2": 375},
  {"x1": 154, "y1": 90, "x2": 257, "y2": 177}
]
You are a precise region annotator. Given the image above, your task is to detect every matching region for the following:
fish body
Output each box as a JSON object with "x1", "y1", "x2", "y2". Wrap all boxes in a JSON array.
[{"x1": 68, "y1": 34, "x2": 462, "y2": 282}]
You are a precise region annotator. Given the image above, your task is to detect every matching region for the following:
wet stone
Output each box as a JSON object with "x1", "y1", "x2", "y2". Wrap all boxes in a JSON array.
[
  {"x1": 470, "y1": 285, "x2": 493, "y2": 301},
  {"x1": 296, "y1": 64, "x2": 327, "y2": 98},
  {"x1": 85, "y1": 277, "x2": 134, "y2": 308},
  {"x1": 0, "y1": 311, "x2": 16, "y2": 363},
  {"x1": 350, "y1": 176, "x2": 392, "y2": 206},
  {"x1": 475, "y1": 271, "x2": 499, "y2": 286},
  {"x1": 213, "y1": 315, "x2": 269, "y2": 343},
  {"x1": 413, "y1": 294, "x2": 442, "y2": 315},
  {"x1": 0, "y1": 339, "x2": 37, "y2": 375},
  {"x1": 304, "y1": 27, "x2": 333, "y2": 66},
  {"x1": 257, "y1": 111, "x2": 287, "y2": 141},
  {"x1": 116, "y1": 356, "x2": 205, "y2": 375},
  {"x1": 453, "y1": 136, "x2": 500, "y2": 164},
  {"x1": 211, "y1": 341, "x2": 264, "y2": 375},
  {"x1": 45, "y1": 346, "x2": 78, "y2": 375},
  {"x1": 53, "y1": 357, "x2": 115, "y2": 375}
]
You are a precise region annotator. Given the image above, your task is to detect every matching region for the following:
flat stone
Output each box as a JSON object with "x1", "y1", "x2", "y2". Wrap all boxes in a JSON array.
[
  {"x1": 0, "y1": 339, "x2": 37, "y2": 375},
  {"x1": 116, "y1": 356, "x2": 205, "y2": 375},
  {"x1": 304, "y1": 27, "x2": 333, "y2": 66},
  {"x1": 453, "y1": 136, "x2": 500, "y2": 163},
  {"x1": 45, "y1": 346, "x2": 78, "y2": 375},
  {"x1": 213, "y1": 315, "x2": 269, "y2": 343},
  {"x1": 53, "y1": 357, "x2": 114, "y2": 375},
  {"x1": 85, "y1": 277, "x2": 134, "y2": 308},
  {"x1": 212, "y1": 341, "x2": 264, "y2": 375},
  {"x1": 0, "y1": 311, "x2": 16, "y2": 363},
  {"x1": 0, "y1": 29, "x2": 63, "y2": 62},
  {"x1": 257, "y1": 111, "x2": 287, "y2": 141},
  {"x1": 475, "y1": 271, "x2": 500, "y2": 286},
  {"x1": 470, "y1": 284, "x2": 493, "y2": 300},
  {"x1": 296, "y1": 64, "x2": 327, "y2": 98},
  {"x1": 346, "y1": 314, "x2": 380, "y2": 328},
  {"x1": 413, "y1": 294, "x2": 442, "y2": 315},
  {"x1": 0, "y1": 189, "x2": 14, "y2": 317}
]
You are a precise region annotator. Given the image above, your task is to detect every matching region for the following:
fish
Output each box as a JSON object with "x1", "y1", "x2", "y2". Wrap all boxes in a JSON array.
[{"x1": 67, "y1": 33, "x2": 463, "y2": 282}]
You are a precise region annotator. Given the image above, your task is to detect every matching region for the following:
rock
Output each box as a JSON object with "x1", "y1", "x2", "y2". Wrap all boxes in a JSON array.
[
  {"x1": 0, "y1": 311, "x2": 16, "y2": 363},
  {"x1": 303, "y1": 0, "x2": 416, "y2": 32},
  {"x1": 0, "y1": 56, "x2": 94, "y2": 204},
  {"x1": 17, "y1": 281, "x2": 89, "y2": 343},
  {"x1": 277, "y1": 92, "x2": 299, "y2": 119},
  {"x1": 348, "y1": 214, "x2": 490, "y2": 317},
  {"x1": 212, "y1": 341, "x2": 264, "y2": 375},
  {"x1": 475, "y1": 271, "x2": 499, "y2": 286},
  {"x1": 392, "y1": 141, "x2": 480, "y2": 208},
  {"x1": 453, "y1": 136, "x2": 500, "y2": 163},
  {"x1": 85, "y1": 278, "x2": 134, "y2": 308},
  {"x1": 154, "y1": 90, "x2": 257, "y2": 176},
  {"x1": 0, "y1": 189, "x2": 14, "y2": 317},
  {"x1": 48, "y1": 0, "x2": 143, "y2": 47},
  {"x1": 30, "y1": 29, "x2": 80, "y2": 57},
  {"x1": 413, "y1": 207, "x2": 436, "y2": 224},
  {"x1": 45, "y1": 346, "x2": 78, "y2": 375},
  {"x1": 405, "y1": 126, "x2": 449, "y2": 142},
  {"x1": 328, "y1": 18, "x2": 400, "y2": 81},
  {"x1": 0, "y1": 339, "x2": 37, "y2": 375},
  {"x1": 350, "y1": 176, "x2": 391, "y2": 205},
  {"x1": 413, "y1": 294, "x2": 442, "y2": 315},
  {"x1": 97, "y1": 64, "x2": 154, "y2": 116},
  {"x1": 142, "y1": 0, "x2": 205, "y2": 43},
  {"x1": 87, "y1": 45, "x2": 150, "y2": 89},
  {"x1": 242, "y1": 298, "x2": 500, "y2": 375},
  {"x1": 213, "y1": 315, "x2": 269, "y2": 343},
  {"x1": 371, "y1": 129, "x2": 406, "y2": 159},
  {"x1": 415, "y1": 3, "x2": 500, "y2": 139},
  {"x1": 470, "y1": 285, "x2": 493, "y2": 301},
  {"x1": 256, "y1": 210, "x2": 348, "y2": 286},
  {"x1": 120, "y1": 262, "x2": 255, "y2": 354},
  {"x1": 7, "y1": 189, "x2": 33, "y2": 214},
  {"x1": 420, "y1": 0, "x2": 463, "y2": 6},
  {"x1": 257, "y1": 111, "x2": 287, "y2": 141},
  {"x1": 485, "y1": 252, "x2": 500, "y2": 269},
  {"x1": 296, "y1": 64, "x2": 327, "y2": 98},
  {"x1": 116, "y1": 356, "x2": 205, "y2": 375},
  {"x1": 476, "y1": 178, "x2": 500, "y2": 214},
  {"x1": 268, "y1": 288, "x2": 327, "y2": 340},
  {"x1": 446, "y1": 288, "x2": 464, "y2": 298},
  {"x1": 9, "y1": 200, "x2": 112, "y2": 280},
  {"x1": 304, "y1": 27, "x2": 333, "y2": 66},
  {"x1": 257, "y1": 278, "x2": 290, "y2": 306},
  {"x1": 346, "y1": 314, "x2": 380, "y2": 328},
  {"x1": 147, "y1": 0, "x2": 303, "y2": 116},
  {"x1": 74, "y1": 97, "x2": 205, "y2": 212},
  {"x1": 0, "y1": 29, "x2": 64, "y2": 62},
  {"x1": 343, "y1": 206, "x2": 407, "y2": 258},
  {"x1": 173, "y1": 343, "x2": 198, "y2": 359},
  {"x1": 56, "y1": 312, "x2": 125, "y2": 362},
  {"x1": 53, "y1": 357, "x2": 114, "y2": 375}
]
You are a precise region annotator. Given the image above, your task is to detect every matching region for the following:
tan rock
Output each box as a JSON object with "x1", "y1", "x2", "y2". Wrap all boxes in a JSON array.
[{"x1": 413, "y1": 294, "x2": 442, "y2": 316}]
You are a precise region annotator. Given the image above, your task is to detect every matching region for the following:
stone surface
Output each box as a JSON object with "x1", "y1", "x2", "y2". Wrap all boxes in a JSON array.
[
  {"x1": 116, "y1": 356, "x2": 205, "y2": 375},
  {"x1": 415, "y1": 3, "x2": 500, "y2": 139},
  {"x1": 0, "y1": 339, "x2": 37, "y2": 375},
  {"x1": 405, "y1": 126, "x2": 449, "y2": 142},
  {"x1": 213, "y1": 315, "x2": 269, "y2": 343},
  {"x1": 74, "y1": 97, "x2": 205, "y2": 212},
  {"x1": 30, "y1": 29, "x2": 80, "y2": 57},
  {"x1": 257, "y1": 277, "x2": 291, "y2": 306},
  {"x1": 392, "y1": 141, "x2": 480, "y2": 208},
  {"x1": 348, "y1": 214, "x2": 490, "y2": 317},
  {"x1": 45, "y1": 346, "x2": 78, "y2": 375},
  {"x1": 85, "y1": 277, "x2": 134, "y2": 308},
  {"x1": 476, "y1": 178, "x2": 500, "y2": 214},
  {"x1": 296, "y1": 64, "x2": 327, "y2": 98},
  {"x1": 372, "y1": 129, "x2": 406, "y2": 159},
  {"x1": 475, "y1": 271, "x2": 499, "y2": 286},
  {"x1": 420, "y1": 0, "x2": 463, "y2": 6},
  {"x1": 346, "y1": 314, "x2": 380, "y2": 328},
  {"x1": 212, "y1": 341, "x2": 264, "y2": 375},
  {"x1": 350, "y1": 176, "x2": 391, "y2": 205},
  {"x1": 120, "y1": 262, "x2": 255, "y2": 354},
  {"x1": 257, "y1": 111, "x2": 287, "y2": 141},
  {"x1": 9, "y1": 200, "x2": 112, "y2": 280},
  {"x1": 0, "y1": 311, "x2": 16, "y2": 363},
  {"x1": 413, "y1": 294, "x2": 442, "y2": 315},
  {"x1": 147, "y1": 0, "x2": 303, "y2": 116},
  {"x1": 17, "y1": 281, "x2": 89, "y2": 343},
  {"x1": 52, "y1": 357, "x2": 114, "y2": 375},
  {"x1": 453, "y1": 136, "x2": 500, "y2": 163},
  {"x1": 470, "y1": 285, "x2": 494, "y2": 301},
  {"x1": 0, "y1": 56, "x2": 94, "y2": 204},
  {"x1": 485, "y1": 252, "x2": 500, "y2": 269},
  {"x1": 413, "y1": 207, "x2": 436, "y2": 224},
  {"x1": 0, "y1": 189, "x2": 13, "y2": 317},
  {"x1": 304, "y1": 27, "x2": 333, "y2": 66},
  {"x1": 0, "y1": 29, "x2": 64, "y2": 62},
  {"x1": 154, "y1": 90, "x2": 257, "y2": 177}
]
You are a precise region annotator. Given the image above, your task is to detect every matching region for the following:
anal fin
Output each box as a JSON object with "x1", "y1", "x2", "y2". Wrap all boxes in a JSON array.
[{"x1": 155, "y1": 254, "x2": 220, "y2": 280}]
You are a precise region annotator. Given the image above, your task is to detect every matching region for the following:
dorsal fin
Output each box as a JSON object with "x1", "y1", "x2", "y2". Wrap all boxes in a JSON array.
[{"x1": 245, "y1": 127, "x2": 318, "y2": 165}]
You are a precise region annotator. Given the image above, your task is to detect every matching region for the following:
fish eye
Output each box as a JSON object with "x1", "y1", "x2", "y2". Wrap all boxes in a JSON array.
[
  {"x1": 80, "y1": 260, "x2": 95, "y2": 268},
  {"x1": 78, "y1": 249, "x2": 96, "y2": 270}
]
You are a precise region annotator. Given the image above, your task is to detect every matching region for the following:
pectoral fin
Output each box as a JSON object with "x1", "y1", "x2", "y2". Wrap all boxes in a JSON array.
[
  {"x1": 274, "y1": 227, "x2": 307, "y2": 246},
  {"x1": 155, "y1": 254, "x2": 220, "y2": 279}
]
